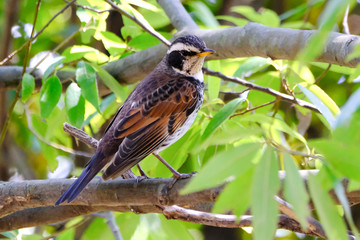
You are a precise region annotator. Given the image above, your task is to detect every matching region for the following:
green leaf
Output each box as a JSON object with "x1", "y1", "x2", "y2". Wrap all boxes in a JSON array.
[
  {"x1": 42, "y1": 56, "x2": 65, "y2": 82},
  {"x1": 335, "y1": 87, "x2": 360, "y2": 128},
  {"x1": 90, "y1": 63, "x2": 128, "y2": 101},
  {"x1": 182, "y1": 142, "x2": 262, "y2": 194},
  {"x1": 233, "y1": 57, "x2": 269, "y2": 78},
  {"x1": 201, "y1": 98, "x2": 245, "y2": 142},
  {"x1": 21, "y1": 73, "x2": 35, "y2": 102},
  {"x1": 98, "y1": 31, "x2": 126, "y2": 56},
  {"x1": 62, "y1": 45, "x2": 108, "y2": 64},
  {"x1": 232, "y1": 6, "x2": 280, "y2": 27},
  {"x1": 216, "y1": 15, "x2": 248, "y2": 26},
  {"x1": 308, "y1": 174, "x2": 348, "y2": 240},
  {"x1": 251, "y1": 147, "x2": 280, "y2": 240},
  {"x1": 240, "y1": 114, "x2": 308, "y2": 146},
  {"x1": 159, "y1": 215, "x2": 193, "y2": 240},
  {"x1": 39, "y1": 75, "x2": 62, "y2": 119},
  {"x1": 298, "y1": 84, "x2": 336, "y2": 128},
  {"x1": 189, "y1": 1, "x2": 219, "y2": 27},
  {"x1": 311, "y1": 139, "x2": 360, "y2": 181},
  {"x1": 65, "y1": 83, "x2": 85, "y2": 128},
  {"x1": 213, "y1": 166, "x2": 254, "y2": 216},
  {"x1": 283, "y1": 153, "x2": 310, "y2": 229},
  {"x1": 76, "y1": 61, "x2": 100, "y2": 112},
  {"x1": 206, "y1": 60, "x2": 221, "y2": 100}
]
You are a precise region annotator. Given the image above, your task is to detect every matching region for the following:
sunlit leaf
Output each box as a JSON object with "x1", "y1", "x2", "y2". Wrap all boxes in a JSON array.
[
  {"x1": 308, "y1": 174, "x2": 348, "y2": 240},
  {"x1": 251, "y1": 147, "x2": 280, "y2": 240},
  {"x1": 39, "y1": 75, "x2": 62, "y2": 119},
  {"x1": 21, "y1": 73, "x2": 35, "y2": 102},
  {"x1": 65, "y1": 83, "x2": 85, "y2": 128},
  {"x1": 298, "y1": 84, "x2": 336, "y2": 128},
  {"x1": 129, "y1": 0, "x2": 157, "y2": 11},
  {"x1": 62, "y1": 45, "x2": 109, "y2": 63},
  {"x1": 76, "y1": 61, "x2": 100, "y2": 112}
]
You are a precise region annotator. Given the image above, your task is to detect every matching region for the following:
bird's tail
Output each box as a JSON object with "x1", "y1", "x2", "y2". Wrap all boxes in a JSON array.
[{"x1": 55, "y1": 152, "x2": 107, "y2": 205}]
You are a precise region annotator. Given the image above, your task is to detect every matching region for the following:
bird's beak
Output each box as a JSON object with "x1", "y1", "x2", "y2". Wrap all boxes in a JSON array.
[{"x1": 197, "y1": 48, "x2": 215, "y2": 57}]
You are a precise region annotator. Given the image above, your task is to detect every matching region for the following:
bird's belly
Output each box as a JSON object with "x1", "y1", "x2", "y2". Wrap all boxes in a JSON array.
[{"x1": 156, "y1": 110, "x2": 199, "y2": 153}]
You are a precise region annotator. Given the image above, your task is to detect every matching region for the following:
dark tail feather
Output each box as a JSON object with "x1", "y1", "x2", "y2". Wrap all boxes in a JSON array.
[{"x1": 55, "y1": 152, "x2": 106, "y2": 205}]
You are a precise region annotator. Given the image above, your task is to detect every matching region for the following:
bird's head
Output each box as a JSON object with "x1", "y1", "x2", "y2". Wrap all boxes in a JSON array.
[{"x1": 166, "y1": 35, "x2": 215, "y2": 76}]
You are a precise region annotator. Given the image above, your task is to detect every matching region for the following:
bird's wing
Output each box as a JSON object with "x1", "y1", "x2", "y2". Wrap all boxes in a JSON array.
[{"x1": 102, "y1": 77, "x2": 201, "y2": 180}]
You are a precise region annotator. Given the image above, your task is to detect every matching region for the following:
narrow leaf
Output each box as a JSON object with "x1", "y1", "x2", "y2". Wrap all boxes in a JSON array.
[
  {"x1": 298, "y1": 84, "x2": 336, "y2": 128},
  {"x1": 283, "y1": 153, "x2": 310, "y2": 229},
  {"x1": 201, "y1": 98, "x2": 245, "y2": 142},
  {"x1": 76, "y1": 61, "x2": 100, "y2": 112},
  {"x1": 213, "y1": 166, "x2": 254, "y2": 216},
  {"x1": 40, "y1": 75, "x2": 62, "y2": 119},
  {"x1": 251, "y1": 147, "x2": 280, "y2": 240},
  {"x1": 335, "y1": 87, "x2": 360, "y2": 128},
  {"x1": 21, "y1": 73, "x2": 35, "y2": 102},
  {"x1": 91, "y1": 63, "x2": 128, "y2": 101},
  {"x1": 308, "y1": 174, "x2": 348, "y2": 240},
  {"x1": 182, "y1": 142, "x2": 262, "y2": 194},
  {"x1": 65, "y1": 83, "x2": 85, "y2": 128}
]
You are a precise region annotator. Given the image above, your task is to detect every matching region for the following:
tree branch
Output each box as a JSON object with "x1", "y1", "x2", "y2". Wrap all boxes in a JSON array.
[
  {"x1": 2, "y1": 23, "x2": 359, "y2": 90},
  {"x1": 160, "y1": 205, "x2": 326, "y2": 238},
  {"x1": 203, "y1": 68, "x2": 320, "y2": 113}
]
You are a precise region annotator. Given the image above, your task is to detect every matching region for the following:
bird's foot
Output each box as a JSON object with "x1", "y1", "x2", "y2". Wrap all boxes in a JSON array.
[
  {"x1": 165, "y1": 171, "x2": 197, "y2": 192},
  {"x1": 135, "y1": 175, "x2": 150, "y2": 184}
]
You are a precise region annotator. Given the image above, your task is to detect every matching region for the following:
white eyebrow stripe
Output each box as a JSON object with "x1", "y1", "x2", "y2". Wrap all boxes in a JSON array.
[{"x1": 167, "y1": 43, "x2": 199, "y2": 53}]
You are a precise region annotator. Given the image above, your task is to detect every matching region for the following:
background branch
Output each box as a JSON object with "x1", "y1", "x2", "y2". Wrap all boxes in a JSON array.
[{"x1": 1, "y1": 24, "x2": 359, "y2": 91}]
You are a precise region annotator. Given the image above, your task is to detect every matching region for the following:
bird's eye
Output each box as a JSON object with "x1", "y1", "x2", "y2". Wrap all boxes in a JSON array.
[{"x1": 180, "y1": 50, "x2": 197, "y2": 56}]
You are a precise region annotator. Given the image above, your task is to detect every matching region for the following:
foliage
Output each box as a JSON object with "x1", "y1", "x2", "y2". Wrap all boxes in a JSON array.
[{"x1": 1, "y1": 0, "x2": 360, "y2": 239}]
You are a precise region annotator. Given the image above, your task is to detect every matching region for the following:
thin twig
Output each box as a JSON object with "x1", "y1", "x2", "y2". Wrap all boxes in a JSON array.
[
  {"x1": 104, "y1": 0, "x2": 170, "y2": 47},
  {"x1": 24, "y1": 105, "x2": 92, "y2": 157},
  {"x1": 314, "y1": 64, "x2": 331, "y2": 85},
  {"x1": 0, "y1": 0, "x2": 41, "y2": 147},
  {"x1": 29, "y1": 23, "x2": 90, "y2": 75},
  {"x1": 63, "y1": 0, "x2": 114, "y2": 14},
  {"x1": 230, "y1": 100, "x2": 276, "y2": 119},
  {"x1": 203, "y1": 68, "x2": 320, "y2": 113},
  {"x1": 160, "y1": 205, "x2": 326, "y2": 238},
  {"x1": 0, "y1": 0, "x2": 76, "y2": 66}
]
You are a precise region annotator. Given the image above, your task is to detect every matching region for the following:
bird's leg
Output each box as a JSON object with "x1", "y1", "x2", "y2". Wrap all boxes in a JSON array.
[
  {"x1": 153, "y1": 153, "x2": 196, "y2": 189},
  {"x1": 137, "y1": 164, "x2": 149, "y2": 180}
]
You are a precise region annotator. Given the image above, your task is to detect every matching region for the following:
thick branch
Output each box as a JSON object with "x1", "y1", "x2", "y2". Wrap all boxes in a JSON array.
[{"x1": 2, "y1": 24, "x2": 359, "y2": 90}]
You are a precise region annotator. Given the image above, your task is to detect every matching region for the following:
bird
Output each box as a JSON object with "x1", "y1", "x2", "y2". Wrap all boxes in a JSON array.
[{"x1": 55, "y1": 35, "x2": 214, "y2": 205}]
